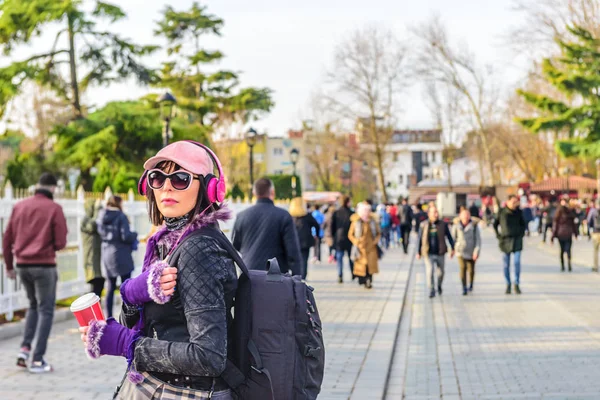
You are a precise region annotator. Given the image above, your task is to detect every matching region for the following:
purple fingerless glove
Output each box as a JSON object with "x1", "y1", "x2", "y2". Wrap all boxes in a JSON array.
[
  {"x1": 120, "y1": 260, "x2": 171, "y2": 306},
  {"x1": 86, "y1": 318, "x2": 144, "y2": 383}
]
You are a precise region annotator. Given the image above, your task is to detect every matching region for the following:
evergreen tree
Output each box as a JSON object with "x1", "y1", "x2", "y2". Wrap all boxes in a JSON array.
[
  {"x1": 0, "y1": 0, "x2": 157, "y2": 119},
  {"x1": 154, "y1": 2, "x2": 274, "y2": 133},
  {"x1": 517, "y1": 26, "x2": 600, "y2": 158}
]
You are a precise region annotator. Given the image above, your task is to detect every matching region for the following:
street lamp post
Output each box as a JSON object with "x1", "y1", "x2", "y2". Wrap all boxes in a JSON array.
[
  {"x1": 290, "y1": 148, "x2": 300, "y2": 197},
  {"x1": 245, "y1": 128, "x2": 258, "y2": 201},
  {"x1": 158, "y1": 92, "x2": 177, "y2": 147}
]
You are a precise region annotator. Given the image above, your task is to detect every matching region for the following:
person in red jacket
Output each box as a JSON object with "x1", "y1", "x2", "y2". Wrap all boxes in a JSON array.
[{"x1": 3, "y1": 173, "x2": 68, "y2": 373}]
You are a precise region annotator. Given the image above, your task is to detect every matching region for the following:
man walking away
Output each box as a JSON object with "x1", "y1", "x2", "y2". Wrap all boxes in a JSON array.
[
  {"x1": 552, "y1": 196, "x2": 578, "y2": 272},
  {"x1": 417, "y1": 205, "x2": 455, "y2": 298},
  {"x1": 232, "y1": 178, "x2": 303, "y2": 276},
  {"x1": 587, "y1": 200, "x2": 600, "y2": 272},
  {"x1": 399, "y1": 198, "x2": 414, "y2": 254},
  {"x1": 311, "y1": 205, "x2": 325, "y2": 263},
  {"x1": 494, "y1": 195, "x2": 526, "y2": 295},
  {"x1": 3, "y1": 173, "x2": 68, "y2": 373},
  {"x1": 469, "y1": 202, "x2": 480, "y2": 218},
  {"x1": 452, "y1": 208, "x2": 481, "y2": 295},
  {"x1": 331, "y1": 195, "x2": 354, "y2": 283}
]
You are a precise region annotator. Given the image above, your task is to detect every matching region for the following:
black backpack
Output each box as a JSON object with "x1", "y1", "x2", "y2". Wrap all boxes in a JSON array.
[{"x1": 187, "y1": 226, "x2": 325, "y2": 400}]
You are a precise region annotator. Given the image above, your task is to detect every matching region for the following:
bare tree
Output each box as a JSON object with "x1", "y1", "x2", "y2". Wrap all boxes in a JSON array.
[
  {"x1": 509, "y1": 0, "x2": 600, "y2": 55},
  {"x1": 424, "y1": 82, "x2": 465, "y2": 190},
  {"x1": 415, "y1": 16, "x2": 499, "y2": 186},
  {"x1": 324, "y1": 25, "x2": 409, "y2": 203},
  {"x1": 6, "y1": 84, "x2": 71, "y2": 160}
]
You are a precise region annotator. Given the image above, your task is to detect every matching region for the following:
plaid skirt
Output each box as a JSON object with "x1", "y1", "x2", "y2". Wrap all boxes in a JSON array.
[{"x1": 116, "y1": 372, "x2": 233, "y2": 400}]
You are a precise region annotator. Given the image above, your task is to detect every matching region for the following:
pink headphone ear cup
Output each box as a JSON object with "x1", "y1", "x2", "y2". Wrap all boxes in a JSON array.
[
  {"x1": 216, "y1": 180, "x2": 226, "y2": 203},
  {"x1": 206, "y1": 177, "x2": 218, "y2": 203},
  {"x1": 138, "y1": 171, "x2": 148, "y2": 196}
]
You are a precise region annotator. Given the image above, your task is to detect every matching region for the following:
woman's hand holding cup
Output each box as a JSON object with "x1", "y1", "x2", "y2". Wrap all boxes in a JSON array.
[{"x1": 160, "y1": 267, "x2": 178, "y2": 296}]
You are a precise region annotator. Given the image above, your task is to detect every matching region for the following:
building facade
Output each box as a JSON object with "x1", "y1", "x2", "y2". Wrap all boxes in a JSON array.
[{"x1": 374, "y1": 129, "x2": 445, "y2": 202}]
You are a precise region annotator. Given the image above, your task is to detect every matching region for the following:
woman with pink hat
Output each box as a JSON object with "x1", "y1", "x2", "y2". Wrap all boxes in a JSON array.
[{"x1": 79, "y1": 141, "x2": 236, "y2": 399}]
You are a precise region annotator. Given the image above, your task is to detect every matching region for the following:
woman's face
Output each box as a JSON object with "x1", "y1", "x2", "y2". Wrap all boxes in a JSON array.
[{"x1": 153, "y1": 167, "x2": 200, "y2": 219}]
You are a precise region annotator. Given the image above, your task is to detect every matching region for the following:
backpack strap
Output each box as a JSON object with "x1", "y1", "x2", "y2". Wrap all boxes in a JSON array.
[
  {"x1": 248, "y1": 339, "x2": 275, "y2": 400},
  {"x1": 168, "y1": 225, "x2": 250, "y2": 277}
]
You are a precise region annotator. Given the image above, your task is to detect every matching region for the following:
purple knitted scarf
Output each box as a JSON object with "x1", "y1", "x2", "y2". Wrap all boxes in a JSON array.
[{"x1": 142, "y1": 204, "x2": 233, "y2": 271}]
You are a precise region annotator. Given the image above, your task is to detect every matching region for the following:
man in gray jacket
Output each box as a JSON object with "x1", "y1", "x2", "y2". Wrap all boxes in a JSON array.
[
  {"x1": 452, "y1": 208, "x2": 481, "y2": 296},
  {"x1": 232, "y1": 178, "x2": 303, "y2": 275}
]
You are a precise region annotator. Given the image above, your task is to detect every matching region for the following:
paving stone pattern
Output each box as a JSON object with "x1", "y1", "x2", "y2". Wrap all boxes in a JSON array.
[
  {"x1": 387, "y1": 229, "x2": 600, "y2": 400},
  {"x1": 0, "y1": 245, "x2": 411, "y2": 400}
]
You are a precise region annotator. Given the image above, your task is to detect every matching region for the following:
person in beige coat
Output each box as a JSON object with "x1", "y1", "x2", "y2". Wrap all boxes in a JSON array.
[{"x1": 348, "y1": 202, "x2": 381, "y2": 289}]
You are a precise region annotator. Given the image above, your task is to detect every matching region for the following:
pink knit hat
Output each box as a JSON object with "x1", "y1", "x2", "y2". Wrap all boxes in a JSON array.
[{"x1": 143, "y1": 141, "x2": 214, "y2": 176}]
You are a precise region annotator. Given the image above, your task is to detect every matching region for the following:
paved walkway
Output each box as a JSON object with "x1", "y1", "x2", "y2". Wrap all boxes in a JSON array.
[
  {"x1": 0, "y1": 244, "x2": 412, "y2": 400},
  {"x1": 387, "y1": 228, "x2": 600, "y2": 400},
  {"x1": 5, "y1": 227, "x2": 600, "y2": 400}
]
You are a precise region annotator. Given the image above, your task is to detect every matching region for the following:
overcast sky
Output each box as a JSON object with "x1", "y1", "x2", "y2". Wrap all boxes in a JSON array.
[{"x1": 4, "y1": 0, "x2": 532, "y2": 137}]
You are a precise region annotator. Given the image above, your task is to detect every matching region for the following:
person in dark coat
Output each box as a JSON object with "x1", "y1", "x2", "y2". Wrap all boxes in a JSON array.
[
  {"x1": 413, "y1": 203, "x2": 428, "y2": 233},
  {"x1": 330, "y1": 195, "x2": 354, "y2": 283},
  {"x1": 468, "y1": 202, "x2": 480, "y2": 219},
  {"x1": 494, "y1": 195, "x2": 526, "y2": 295},
  {"x1": 289, "y1": 197, "x2": 320, "y2": 280},
  {"x1": 96, "y1": 195, "x2": 138, "y2": 318},
  {"x1": 81, "y1": 199, "x2": 104, "y2": 297},
  {"x1": 232, "y1": 177, "x2": 302, "y2": 276},
  {"x1": 552, "y1": 196, "x2": 578, "y2": 272},
  {"x1": 398, "y1": 198, "x2": 414, "y2": 254}
]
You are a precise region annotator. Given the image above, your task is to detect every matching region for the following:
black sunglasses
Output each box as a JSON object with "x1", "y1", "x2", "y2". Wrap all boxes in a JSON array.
[{"x1": 147, "y1": 169, "x2": 199, "y2": 191}]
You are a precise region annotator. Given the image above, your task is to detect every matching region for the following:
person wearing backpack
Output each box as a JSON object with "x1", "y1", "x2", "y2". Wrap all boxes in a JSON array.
[
  {"x1": 452, "y1": 208, "x2": 481, "y2": 295},
  {"x1": 79, "y1": 141, "x2": 237, "y2": 399},
  {"x1": 349, "y1": 202, "x2": 381, "y2": 289},
  {"x1": 377, "y1": 204, "x2": 392, "y2": 250},
  {"x1": 290, "y1": 197, "x2": 320, "y2": 280},
  {"x1": 96, "y1": 195, "x2": 138, "y2": 319}
]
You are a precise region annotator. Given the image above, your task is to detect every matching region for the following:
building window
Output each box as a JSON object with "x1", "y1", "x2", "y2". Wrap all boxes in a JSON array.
[
  {"x1": 399, "y1": 175, "x2": 404, "y2": 185},
  {"x1": 274, "y1": 169, "x2": 283, "y2": 175},
  {"x1": 393, "y1": 152, "x2": 398, "y2": 162},
  {"x1": 273, "y1": 148, "x2": 283, "y2": 156},
  {"x1": 431, "y1": 152, "x2": 436, "y2": 163},
  {"x1": 255, "y1": 153, "x2": 264, "y2": 162}
]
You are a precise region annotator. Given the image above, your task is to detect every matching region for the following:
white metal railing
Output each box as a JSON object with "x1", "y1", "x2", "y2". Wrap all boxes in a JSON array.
[{"x1": 0, "y1": 184, "x2": 273, "y2": 320}]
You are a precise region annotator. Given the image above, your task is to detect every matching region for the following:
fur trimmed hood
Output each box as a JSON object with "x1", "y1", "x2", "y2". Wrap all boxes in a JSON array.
[{"x1": 142, "y1": 204, "x2": 232, "y2": 271}]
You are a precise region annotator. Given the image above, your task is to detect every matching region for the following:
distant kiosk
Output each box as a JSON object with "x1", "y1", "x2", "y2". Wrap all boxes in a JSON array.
[{"x1": 437, "y1": 192, "x2": 457, "y2": 219}]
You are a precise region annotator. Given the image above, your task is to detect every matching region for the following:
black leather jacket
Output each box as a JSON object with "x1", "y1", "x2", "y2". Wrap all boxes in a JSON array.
[{"x1": 120, "y1": 230, "x2": 237, "y2": 391}]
